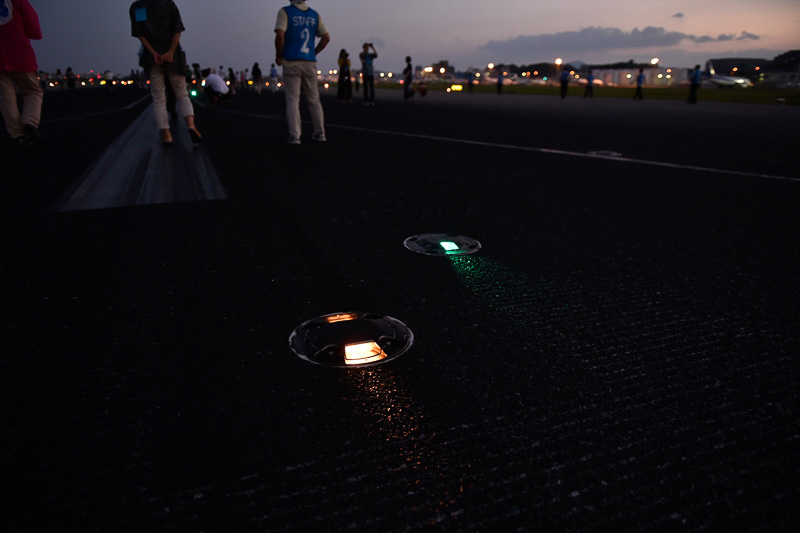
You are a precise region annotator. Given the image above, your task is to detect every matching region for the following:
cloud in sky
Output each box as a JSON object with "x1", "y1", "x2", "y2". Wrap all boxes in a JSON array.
[
  {"x1": 480, "y1": 26, "x2": 761, "y2": 58},
  {"x1": 672, "y1": 13, "x2": 684, "y2": 19}
]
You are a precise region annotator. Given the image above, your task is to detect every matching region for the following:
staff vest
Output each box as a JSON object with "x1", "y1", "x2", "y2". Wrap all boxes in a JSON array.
[{"x1": 283, "y1": 4, "x2": 319, "y2": 61}]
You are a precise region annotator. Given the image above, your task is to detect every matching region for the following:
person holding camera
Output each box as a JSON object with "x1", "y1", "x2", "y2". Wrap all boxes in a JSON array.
[{"x1": 359, "y1": 42, "x2": 378, "y2": 106}]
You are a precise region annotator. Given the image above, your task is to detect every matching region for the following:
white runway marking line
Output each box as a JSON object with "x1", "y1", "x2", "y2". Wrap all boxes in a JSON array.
[
  {"x1": 228, "y1": 108, "x2": 798, "y2": 184},
  {"x1": 43, "y1": 94, "x2": 152, "y2": 123}
]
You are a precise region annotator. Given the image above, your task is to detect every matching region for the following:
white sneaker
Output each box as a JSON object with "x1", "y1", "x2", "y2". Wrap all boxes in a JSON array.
[
  {"x1": 287, "y1": 136, "x2": 301, "y2": 145},
  {"x1": 312, "y1": 132, "x2": 327, "y2": 142}
]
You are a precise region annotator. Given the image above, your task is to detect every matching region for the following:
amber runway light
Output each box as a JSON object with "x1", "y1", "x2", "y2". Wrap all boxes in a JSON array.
[{"x1": 289, "y1": 312, "x2": 414, "y2": 368}]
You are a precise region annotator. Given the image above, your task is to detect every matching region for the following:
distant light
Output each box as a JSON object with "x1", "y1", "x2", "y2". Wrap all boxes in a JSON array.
[
  {"x1": 440, "y1": 67, "x2": 446, "y2": 74},
  {"x1": 424, "y1": 67, "x2": 433, "y2": 73},
  {"x1": 100, "y1": 80, "x2": 106, "y2": 85},
  {"x1": 533, "y1": 70, "x2": 538, "y2": 75},
  {"x1": 626, "y1": 74, "x2": 632, "y2": 79},
  {"x1": 732, "y1": 67, "x2": 738, "y2": 72},
  {"x1": 323, "y1": 83, "x2": 330, "y2": 89},
  {"x1": 316, "y1": 70, "x2": 322, "y2": 75},
  {"x1": 543, "y1": 76, "x2": 548, "y2": 81},
  {"x1": 201, "y1": 80, "x2": 206, "y2": 86},
  {"x1": 191, "y1": 90, "x2": 197, "y2": 96},
  {"x1": 755, "y1": 66, "x2": 760, "y2": 71},
  {"x1": 666, "y1": 74, "x2": 672, "y2": 79},
  {"x1": 226, "y1": 80, "x2": 230, "y2": 85},
  {"x1": 555, "y1": 58, "x2": 563, "y2": 66},
  {"x1": 488, "y1": 63, "x2": 495, "y2": 69},
  {"x1": 49, "y1": 82, "x2": 54, "y2": 87},
  {"x1": 380, "y1": 72, "x2": 385, "y2": 78},
  {"x1": 247, "y1": 80, "x2": 253, "y2": 85},
  {"x1": 651, "y1": 57, "x2": 660, "y2": 65},
  {"x1": 475, "y1": 73, "x2": 481, "y2": 78},
  {"x1": 387, "y1": 72, "x2": 393, "y2": 78},
  {"x1": 450, "y1": 84, "x2": 463, "y2": 92},
  {"x1": 345, "y1": 341, "x2": 388, "y2": 366},
  {"x1": 658, "y1": 73, "x2": 664, "y2": 79}
]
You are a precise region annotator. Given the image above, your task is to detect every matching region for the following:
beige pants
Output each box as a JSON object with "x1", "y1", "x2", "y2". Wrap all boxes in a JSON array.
[
  {"x1": 149, "y1": 65, "x2": 194, "y2": 130},
  {"x1": 0, "y1": 71, "x2": 44, "y2": 138},
  {"x1": 282, "y1": 61, "x2": 325, "y2": 140}
]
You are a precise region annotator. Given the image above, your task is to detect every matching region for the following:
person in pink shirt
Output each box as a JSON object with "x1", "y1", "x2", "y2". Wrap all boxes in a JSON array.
[{"x1": 0, "y1": 0, "x2": 44, "y2": 147}]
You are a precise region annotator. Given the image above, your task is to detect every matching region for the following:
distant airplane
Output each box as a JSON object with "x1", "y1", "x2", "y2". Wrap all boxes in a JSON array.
[{"x1": 705, "y1": 61, "x2": 754, "y2": 88}]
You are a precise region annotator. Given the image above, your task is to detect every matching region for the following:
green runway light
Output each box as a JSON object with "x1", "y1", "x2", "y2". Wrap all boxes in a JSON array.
[{"x1": 440, "y1": 241, "x2": 459, "y2": 251}]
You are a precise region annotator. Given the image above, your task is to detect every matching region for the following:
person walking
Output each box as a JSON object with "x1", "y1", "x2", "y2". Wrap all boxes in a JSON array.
[
  {"x1": 687, "y1": 64, "x2": 701, "y2": 104},
  {"x1": 252, "y1": 62, "x2": 263, "y2": 95},
  {"x1": 227, "y1": 67, "x2": 236, "y2": 95},
  {"x1": 337, "y1": 49, "x2": 352, "y2": 103},
  {"x1": 559, "y1": 68, "x2": 570, "y2": 98},
  {"x1": 0, "y1": 0, "x2": 44, "y2": 147},
  {"x1": 584, "y1": 70, "x2": 594, "y2": 98},
  {"x1": 269, "y1": 63, "x2": 279, "y2": 92},
  {"x1": 65, "y1": 67, "x2": 76, "y2": 90},
  {"x1": 402, "y1": 56, "x2": 414, "y2": 101},
  {"x1": 633, "y1": 67, "x2": 644, "y2": 100},
  {"x1": 129, "y1": 0, "x2": 201, "y2": 144},
  {"x1": 359, "y1": 42, "x2": 377, "y2": 105},
  {"x1": 274, "y1": 0, "x2": 330, "y2": 144}
]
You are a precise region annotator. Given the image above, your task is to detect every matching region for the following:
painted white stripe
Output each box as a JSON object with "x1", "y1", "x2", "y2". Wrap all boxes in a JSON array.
[
  {"x1": 53, "y1": 105, "x2": 227, "y2": 212},
  {"x1": 227, "y1": 108, "x2": 798, "y2": 183},
  {"x1": 43, "y1": 94, "x2": 152, "y2": 123}
]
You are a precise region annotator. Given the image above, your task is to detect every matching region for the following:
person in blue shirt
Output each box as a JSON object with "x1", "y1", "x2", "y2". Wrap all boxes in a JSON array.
[
  {"x1": 633, "y1": 67, "x2": 645, "y2": 100},
  {"x1": 559, "y1": 68, "x2": 570, "y2": 98},
  {"x1": 359, "y1": 43, "x2": 378, "y2": 105},
  {"x1": 584, "y1": 69, "x2": 594, "y2": 98},
  {"x1": 274, "y1": 0, "x2": 330, "y2": 144},
  {"x1": 687, "y1": 64, "x2": 702, "y2": 104}
]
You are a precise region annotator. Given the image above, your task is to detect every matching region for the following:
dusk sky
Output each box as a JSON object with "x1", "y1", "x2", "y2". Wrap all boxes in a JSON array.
[{"x1": 32, "y1": 0, "x2": 800, "y2": 75}]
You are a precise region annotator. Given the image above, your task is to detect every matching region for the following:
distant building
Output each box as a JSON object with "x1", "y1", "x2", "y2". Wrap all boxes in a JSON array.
[
  {"x1": 762, "y1": 50, "x2": 800, "y2": 88},
  {"x1": 587, "y1": 67, "x2": 684, "y2": 87}
]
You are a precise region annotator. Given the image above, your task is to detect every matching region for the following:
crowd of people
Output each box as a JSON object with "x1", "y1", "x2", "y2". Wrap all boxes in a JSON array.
[{"x1": 1, "y1": 0, "x2": 710, "y2": 149}]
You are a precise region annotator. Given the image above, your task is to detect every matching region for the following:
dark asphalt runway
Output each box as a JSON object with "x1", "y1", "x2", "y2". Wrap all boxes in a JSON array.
[{"x1": 2, "y1": 87, "x2": 799, "y2": 531}]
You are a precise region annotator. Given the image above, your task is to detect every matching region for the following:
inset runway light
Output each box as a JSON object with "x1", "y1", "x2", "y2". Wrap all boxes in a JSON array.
[
  {"x1": 290, "y1": 312, "x2": 413, "y2": 368},
  {"x1": 345, "y1": 341, "x2": 386, "y2": 365},
  {"x1": 404, "y1": 234, "x2": 481, "y2": 256}
]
